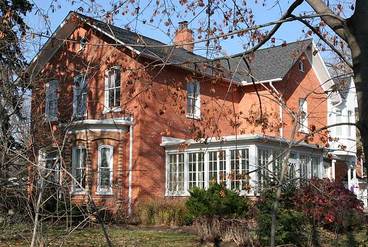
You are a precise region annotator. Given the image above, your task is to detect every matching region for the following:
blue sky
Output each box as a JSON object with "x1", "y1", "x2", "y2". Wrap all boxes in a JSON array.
[{"x1": 24, "y1": 0, "x2": 318, "y2": 61}]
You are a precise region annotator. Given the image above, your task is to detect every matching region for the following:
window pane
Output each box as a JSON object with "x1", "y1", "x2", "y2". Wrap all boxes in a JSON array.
[
  {"x1": 218, "y1": 151, "x2": 226, "y2": 182},
  {"x1": 187, "y1": 97, "x2": 194, "y2": 115},
  {"x1": 115, "y1": 69, "x2": 121, "y2": 87},
  {"x1": 231, "y1": 150, "x2": 240, "y2": 190},
  {"x1": 311, "y1": 157, "x2": 319, "y2": 178},
  {"x1": 108, "y1": 70, "x2": 115, "y2": 88},
  {"x1": 299, "y1": 154, "x2": 309, "y2": 180},
  {"x1": 109, "y1": 89, "x2": 115, "y2": 107},
  {"x1": 100, "y1": 148, "x2": 110, "y2": 168},
  {"x1": 178, "y1": 154, "x2": 184, "y2": 192},
  {"x1": 209, "y1": 151, "x2": 217, "y2": 183},
  {"x1": 100, "y1": 168, "x2": 111, "y2": 189},
  {"x1": 258, "y1": 149, "x2": 270, "y2": 191},
  {"x1": 115, "y1": 87, "x2": 121, "y2": 107},
  {"x1": 197, "y1": 153, "x2": 204, "y2": 189},
  {"x1": 188, "y1": 153, "x2": 196, "y2": 189}
]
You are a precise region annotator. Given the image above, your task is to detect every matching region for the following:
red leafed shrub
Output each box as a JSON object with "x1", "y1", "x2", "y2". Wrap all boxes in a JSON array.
[{"x1": 294, "y1": 178, "x2": 364, "y2": 230}]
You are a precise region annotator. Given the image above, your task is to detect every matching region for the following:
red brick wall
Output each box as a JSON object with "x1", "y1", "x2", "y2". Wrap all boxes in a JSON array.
[{"x1": 31, "y1": 18, "x2": 329, "y2": 208}]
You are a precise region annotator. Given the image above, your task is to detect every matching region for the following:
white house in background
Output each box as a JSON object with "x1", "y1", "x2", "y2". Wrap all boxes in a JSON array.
[{"x1": 327, "y1": 76, "x2": 368, "y2": 209}]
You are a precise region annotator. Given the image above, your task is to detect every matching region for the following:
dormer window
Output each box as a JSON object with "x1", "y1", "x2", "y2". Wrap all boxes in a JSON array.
[{"x1": 298, "y1": 60, "x2": 304, "y2": 72}]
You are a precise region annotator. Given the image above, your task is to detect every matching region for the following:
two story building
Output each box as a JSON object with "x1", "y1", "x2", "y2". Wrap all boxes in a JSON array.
[{"x1": 28, "y1": 11, "x2": 342, "y2": 213}]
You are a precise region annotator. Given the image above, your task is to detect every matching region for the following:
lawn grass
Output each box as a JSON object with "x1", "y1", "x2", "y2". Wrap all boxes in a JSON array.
[
  {"x1": 0, "y1": 224, "x2": 199, "y2": 247},
  {"x1": 1, "y1": 223, "x2": 368, "y2": 246}
]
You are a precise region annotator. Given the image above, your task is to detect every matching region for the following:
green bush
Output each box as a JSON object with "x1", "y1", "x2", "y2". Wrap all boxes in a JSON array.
[
  {"x1": 186, "y1": 183, "x2": 253, "y2": 246},
  {"x1": 186, "y1": 182, "x2": 250, "y2": 220},
  {"x1": 256, "y1": 186, "x2": 307, "y2": 246},
  {"x1": 135, "y1": 198, "x2": 189, "y2": 226}
]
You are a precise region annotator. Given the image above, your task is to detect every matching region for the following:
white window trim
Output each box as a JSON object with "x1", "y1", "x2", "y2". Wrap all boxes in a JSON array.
[
  {"x1": 71, "y1": 146, "x2": 87, "y2": 194},
  {"x1": 97, "y1": 145, "x2": 114, "y2": 195},
  {"x1": 73, "y1": 74, "x2": 88, "y2": 118},
  {"x1": 103, "y1": 66, "x2": 122, "y2": 114},
  {"x1": 45, "y1": 80, "x2": 58, "y2": 121},
  {"x1": 186, "y1": 81, "x2": 201, "y2": 120},
  {"x1": 166, "y1": 153, "x2": 185, "y2": 196}
]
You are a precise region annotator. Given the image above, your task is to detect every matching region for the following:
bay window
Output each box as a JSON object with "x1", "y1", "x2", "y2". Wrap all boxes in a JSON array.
[
  {"x1": 97, "y1": 145, "x2": 113, "y2": 194},
  {"x1": 165, "y1": 145, "x2": 323, "y2": 196}
]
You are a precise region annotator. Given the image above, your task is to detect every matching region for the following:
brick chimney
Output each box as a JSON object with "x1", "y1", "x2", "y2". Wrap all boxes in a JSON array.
[{"x1": 174, "y1": 21, "x2": 194, "y2": 52}]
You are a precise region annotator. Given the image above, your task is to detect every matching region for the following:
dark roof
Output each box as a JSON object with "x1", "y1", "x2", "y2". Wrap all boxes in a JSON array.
[
  {"x1": 215, "y1": 39, "x2": 313, "y2": 82},
  {"x1": 74, "y1": 12, "x2": 313, "y2": 82},
  {"x1": 75, "y1": 13, "x2": 208, "y2": 70}
]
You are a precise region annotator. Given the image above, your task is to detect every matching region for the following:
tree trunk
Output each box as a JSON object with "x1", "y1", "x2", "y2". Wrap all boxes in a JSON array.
[{"x1": 347, "y1": 0, "x2": 368, "y2": 166}]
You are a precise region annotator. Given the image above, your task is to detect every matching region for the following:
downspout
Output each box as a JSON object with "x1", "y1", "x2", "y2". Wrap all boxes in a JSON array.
[
  {"x1": 128, "y1": 118, "x2": 134, "y2": 216},
  {"x1": 269, "y1": 81, "x2": 284, "y2": 138}
]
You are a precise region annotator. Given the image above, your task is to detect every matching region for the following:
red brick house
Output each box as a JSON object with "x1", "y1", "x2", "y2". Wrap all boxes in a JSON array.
[{"x1": 28, "y1": 12, "x2": 338, "y2": 214}]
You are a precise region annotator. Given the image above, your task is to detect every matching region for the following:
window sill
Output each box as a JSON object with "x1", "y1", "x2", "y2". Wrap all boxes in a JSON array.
[
  {"x1": 186, "y1": 114, "x2": 201, "y2": 120},
  {"x1": 165, "y1": 192, "x2": 188, "y2": 197},
  {"x1": 103, "y1": 107, "x2": 121, "y2": 114},
  {"x1": 96, "y1": 190, "x2": 113, "y2": 196}
]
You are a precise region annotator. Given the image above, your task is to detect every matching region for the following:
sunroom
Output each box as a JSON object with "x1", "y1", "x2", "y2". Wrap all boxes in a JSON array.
[{"x1": 161, "y1": 135, "x2": 325, "y2": 197}]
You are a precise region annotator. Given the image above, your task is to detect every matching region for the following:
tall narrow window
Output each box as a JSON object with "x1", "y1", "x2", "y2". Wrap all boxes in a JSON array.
[
  {"x1": 167, "y1": 153, "x2": 184, "y2": 194},
  {"x1": 208, "y1": 150, "x2": 226, "y2": 184},
  {"x1": 187, "y1": 81, "x2": 200, "y2": 119},
  {"x1": 45, "y1": 80, "x2": 58, "y2": 121},
  {"x1": 258, "y1": 149, "x2": 270, "y2": 191},
  {"x1": 43, "y1": 150, "x2": 60, "y2": 184},
  {"x1": 72, "y1": 147, "x2": 86, "y2": 192},
  {"x1": 298, "y1": 60, "x2": 304, "y2": 72},
  {"x1": 311, "y1": 156, "x2": 320, "y2": 178},
  {"x1": 347, "y1": 110, "x2": 352, "y2": 137},
  {"x1": 272, "y1": 150, "x2": 283, "y2": 180},
  {"x1": 299, "y1": 98, "x2": 308, "y2": 132},
  {"x1": 230, "y1": 149, "x2": 249, "y2": 191},
  {"x1": 73, "y1": 74, "x2": 88, "y2": 117},
  {"x1": 299, "y1": 154, "x2": 310, "y2": 180},
  {"x1": 97, "y1": 145, "x2": 113, "y2": 194},
  {"x1": 104, "y1": 66, "x2": 121, "y2": 112},
  {"x1": 188, "y1": 152, "x2": 204, "y2": 189},
  {"x1": 288, "y1": 152, "x2": 297, "y2": 179}
]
